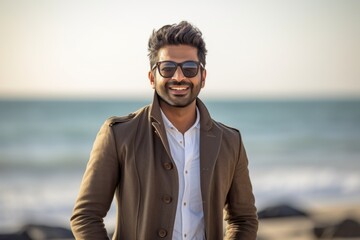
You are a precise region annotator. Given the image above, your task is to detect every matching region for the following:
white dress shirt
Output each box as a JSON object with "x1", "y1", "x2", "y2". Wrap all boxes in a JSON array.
[{"x1": 161, "y1": 108, "x2": 205, "y2": 240}]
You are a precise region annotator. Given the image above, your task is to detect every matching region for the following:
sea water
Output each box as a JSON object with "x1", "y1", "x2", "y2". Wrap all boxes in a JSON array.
[{"x1": 0, "y1": 99, "x2": 359, "y2": 231}]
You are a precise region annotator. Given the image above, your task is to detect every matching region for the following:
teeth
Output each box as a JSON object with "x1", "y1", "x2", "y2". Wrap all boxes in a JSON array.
[{"x1": 170, "y1": 87, "x2": 187, "y2": 90}]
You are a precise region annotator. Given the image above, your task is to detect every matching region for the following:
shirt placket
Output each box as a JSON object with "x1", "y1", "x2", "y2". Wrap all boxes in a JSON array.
[
  {"x1": 172, "y1": 130, "x2": 186, "y2": 239},
  {"x1": 182, "y1": 130, "x2": 194, "y2": 239}
]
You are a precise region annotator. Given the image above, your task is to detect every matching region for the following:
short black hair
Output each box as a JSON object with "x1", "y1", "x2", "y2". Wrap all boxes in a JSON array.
[{"x1": 148, "y1": 21, "x2": 207, "y2": 68}]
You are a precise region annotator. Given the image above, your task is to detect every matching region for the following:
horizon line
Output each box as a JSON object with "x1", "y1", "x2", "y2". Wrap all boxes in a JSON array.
[{"x1": 1, "y1": 95, "x2": 359, "y2": 102}]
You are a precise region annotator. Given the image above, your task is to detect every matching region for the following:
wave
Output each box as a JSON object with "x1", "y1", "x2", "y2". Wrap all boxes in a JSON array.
[{"x1": 251, "y1": 167, "x2": 360, "y2": 208}]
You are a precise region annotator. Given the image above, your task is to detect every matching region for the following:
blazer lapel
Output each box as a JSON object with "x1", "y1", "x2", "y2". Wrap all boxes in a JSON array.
[
  {"x1": 199, "y1": 122, "x2": 222, "y2": 240},
  {"x1": 196, "y1": 98, "x2": 223, "y2": 237},
  {"x1": 199, "y1": 124, "x2": 222, "y2": 203}
]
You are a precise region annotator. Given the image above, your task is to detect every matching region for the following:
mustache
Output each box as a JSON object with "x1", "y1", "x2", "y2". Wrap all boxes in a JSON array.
[{"x1": 166, "y1": 80, "x2": 192, "y2": 87}]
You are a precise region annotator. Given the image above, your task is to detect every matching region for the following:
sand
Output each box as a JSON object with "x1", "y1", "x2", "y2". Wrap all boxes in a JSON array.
[{"x1": 257, "y1": 203, "x2": 360, "y2": 240}]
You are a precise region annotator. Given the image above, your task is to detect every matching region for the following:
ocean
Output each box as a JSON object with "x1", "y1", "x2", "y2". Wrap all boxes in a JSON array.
[{"x1": 0, "y1": 98, "x2": 359, "y2": 231}]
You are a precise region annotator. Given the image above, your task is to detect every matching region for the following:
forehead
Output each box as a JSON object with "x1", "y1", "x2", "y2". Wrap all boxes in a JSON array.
[{"x1": 158, "y1": 45, "x2": 198, "y2": 62}]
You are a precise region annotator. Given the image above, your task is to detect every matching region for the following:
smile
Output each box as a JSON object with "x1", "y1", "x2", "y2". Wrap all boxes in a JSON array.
[{"x1": 169, "y1": 86, "x2": 189, "y2": 91}]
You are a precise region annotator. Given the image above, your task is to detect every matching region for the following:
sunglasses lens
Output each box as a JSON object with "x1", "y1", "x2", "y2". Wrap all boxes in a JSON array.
[
  {"x1": 159, "y1": 62, "x2": 177, "y2": 78},
  {"x1": 182, "y1": 61, "x2": 199, "y2": 78},
  {"x1": 157, "y1": 61, "x2": 200, "y2": 78}
]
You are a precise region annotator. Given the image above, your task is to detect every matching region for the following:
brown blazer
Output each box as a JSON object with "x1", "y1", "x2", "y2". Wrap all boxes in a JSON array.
[{"x1": 70, "y1": 94, "x2": 258, "y2": 239}]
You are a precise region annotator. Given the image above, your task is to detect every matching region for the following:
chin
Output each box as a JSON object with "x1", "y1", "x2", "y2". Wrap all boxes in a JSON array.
[
  {"x1": 156, "y1": 90, "x2": 198, "y2": 108},
  {"x1": 161, "y1": 97, "x2": 194, "y2": 108}
]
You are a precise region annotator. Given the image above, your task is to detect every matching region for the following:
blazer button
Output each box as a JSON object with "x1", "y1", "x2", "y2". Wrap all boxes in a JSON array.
[
  {"x1": 162, "y1": 195, "x2": 172, "y2": 204},
  {"x1": 163, "y1": 162, "x2": 173, "y2": 170},
  {"x1": 158, "y1": 228, "x2": 167, "y2": 238}
]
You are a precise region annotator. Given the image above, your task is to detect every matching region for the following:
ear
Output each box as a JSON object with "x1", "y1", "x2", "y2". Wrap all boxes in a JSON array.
[
  {"x1": 148, "y1": 70, "x2": 155, "y2": 89},
  {"x1": 201, "y1": 69, "x2": 207, "y2": 88}
]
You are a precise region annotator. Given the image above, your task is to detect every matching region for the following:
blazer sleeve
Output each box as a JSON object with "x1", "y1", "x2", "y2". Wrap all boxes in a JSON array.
[
  {"x1": 70, "y1": 121, "x2": 119, "y2": 239},
  {"x1": 223, "y1": 135, "x2": 258, "y2": 239}
]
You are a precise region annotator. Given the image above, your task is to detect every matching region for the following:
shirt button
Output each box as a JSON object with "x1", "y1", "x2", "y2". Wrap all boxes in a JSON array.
[
  {"x1": 158, "y1": 228, "x2": 167, "y2": 238},
  {"x1": 162, "y1": 195, "x2": 172, "y2": 204},
  {"x1": 163, "y1": 162, "x2": 173, "y2": 170},
  {"x1": 185, "y1": 170, "x2": 188, "y2": 174},
  {"x1": 183, "y1": 202, "x2": 187, "y2": 206}
]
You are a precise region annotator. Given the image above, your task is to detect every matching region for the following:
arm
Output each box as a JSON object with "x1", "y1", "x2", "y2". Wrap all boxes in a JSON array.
[
  {"x1": 70, "y1": 121, "x2": 119, "y2": 239},
  {"x1": 224, "y1": 137, "x2": 258, "y2": 239}
]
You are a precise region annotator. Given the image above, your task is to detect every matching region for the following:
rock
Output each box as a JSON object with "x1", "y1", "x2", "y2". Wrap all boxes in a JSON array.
[
  {"x1": 258, "y1": 204, "x2": 308, "y2": 219},
  {"x1": 0, "y1": 225, "x2": 74, "y2": 240},
  {"x1": 20, "y1": 224, "x2": 74, "y2": 240},
  {"x1": 0, "y1": 233, "x2": 31, "y2": 240},
  {"x1": 314, "y1": 218, "x2": 360, "y2": 238}
]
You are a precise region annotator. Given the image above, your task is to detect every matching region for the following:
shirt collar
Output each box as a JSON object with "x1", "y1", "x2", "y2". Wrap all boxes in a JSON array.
[
  {"x1": 150, "y1": 92, "x2": 214, "y2": 132},
  {"x1": 161, "y1": 107, "x2": 200, "y2": 132}
]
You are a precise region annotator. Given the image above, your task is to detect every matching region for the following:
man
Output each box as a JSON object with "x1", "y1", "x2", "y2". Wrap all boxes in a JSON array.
[{"x1": 71, "y1": 21, "x2": 258, "y2": 239}]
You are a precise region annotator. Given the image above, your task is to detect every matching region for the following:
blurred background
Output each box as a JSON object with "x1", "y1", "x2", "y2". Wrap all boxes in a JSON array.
[{"x1": 0, "y1": 0, "x2": 359, "y2": 239}]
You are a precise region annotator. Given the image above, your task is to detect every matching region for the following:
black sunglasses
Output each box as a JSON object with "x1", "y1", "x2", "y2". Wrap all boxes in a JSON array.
[{"x1": 152, "y1": 61, "x2": 204, "y2": 78}]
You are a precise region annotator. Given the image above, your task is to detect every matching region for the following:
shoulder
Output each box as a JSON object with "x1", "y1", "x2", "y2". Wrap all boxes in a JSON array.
[
  {"x1": 214, "y1": 120, "x2": 240, "y2": 135},
  {"x1": 213, "y1": 120, "x2": 242, "y2": 143},
  {"x1": 104, "y1": 105, "x2": 150, "y2": 128},
  {"x1": 105, "y1": 113, "x2": 137, "y2": 127},
  {"x1": 216, "y1": 121, "x2": 240, "y2": 134}
]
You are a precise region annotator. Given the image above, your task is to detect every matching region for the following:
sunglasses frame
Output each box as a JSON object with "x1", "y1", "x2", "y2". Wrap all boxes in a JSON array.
[{"x1": 151, "y1": 60, "x2": 204, "y2": 78}]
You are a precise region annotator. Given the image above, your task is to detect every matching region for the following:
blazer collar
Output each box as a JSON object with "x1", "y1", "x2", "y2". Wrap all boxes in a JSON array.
[{"x1": 149, "y1": 92, "x2": 163, "y2": 126}]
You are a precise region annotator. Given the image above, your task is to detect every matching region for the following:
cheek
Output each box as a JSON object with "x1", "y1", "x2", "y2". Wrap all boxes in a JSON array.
[
  {"x1": 200, "y1": 69, "x2": 206, "y2": 88},
  {"x1": 152, "y1": 78, "x2": 164, "y2": 91},
  {"x1": 148, "y1": 71, "x2": 157, "y2": 89},
  {"x1": 199, "y1": 75, "x2": 205, "y2": 88}
]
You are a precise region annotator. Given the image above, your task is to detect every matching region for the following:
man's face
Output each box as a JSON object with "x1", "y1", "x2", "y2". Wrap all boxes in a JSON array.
[{"x1": 148, "y1": 45, "x2": 206, "y2": 108}]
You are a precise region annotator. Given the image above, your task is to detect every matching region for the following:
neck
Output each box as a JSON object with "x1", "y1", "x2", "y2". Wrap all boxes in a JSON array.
[{"x1": 160, "y1": 101, "x2": 197, "y2": 134}]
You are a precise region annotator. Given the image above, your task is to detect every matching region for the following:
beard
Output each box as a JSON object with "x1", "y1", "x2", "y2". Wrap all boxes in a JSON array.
[{"x1": 155, "y1": 80, "x2": 202, "y2": 108}]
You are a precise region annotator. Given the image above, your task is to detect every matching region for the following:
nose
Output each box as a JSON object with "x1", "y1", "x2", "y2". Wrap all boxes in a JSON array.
[{"x1": 172, "y1": 66, "x2": 185, "y2": 81}]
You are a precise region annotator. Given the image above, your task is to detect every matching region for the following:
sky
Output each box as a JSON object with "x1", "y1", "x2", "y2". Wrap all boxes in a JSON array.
[{"x1": 0, "y1": 0, "x2": 359, "y2": 99}]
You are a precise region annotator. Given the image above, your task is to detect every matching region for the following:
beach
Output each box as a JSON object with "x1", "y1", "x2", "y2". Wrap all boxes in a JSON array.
[
  {"x1": 257, "y1": 203, "x2": 360, "y2": 240},
  {"x1": 1, "y1": 202, "x2": 359, "y2": 239},
  {"x1": 0, "y1": 99, "x2": 359, "y2": 239}
]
